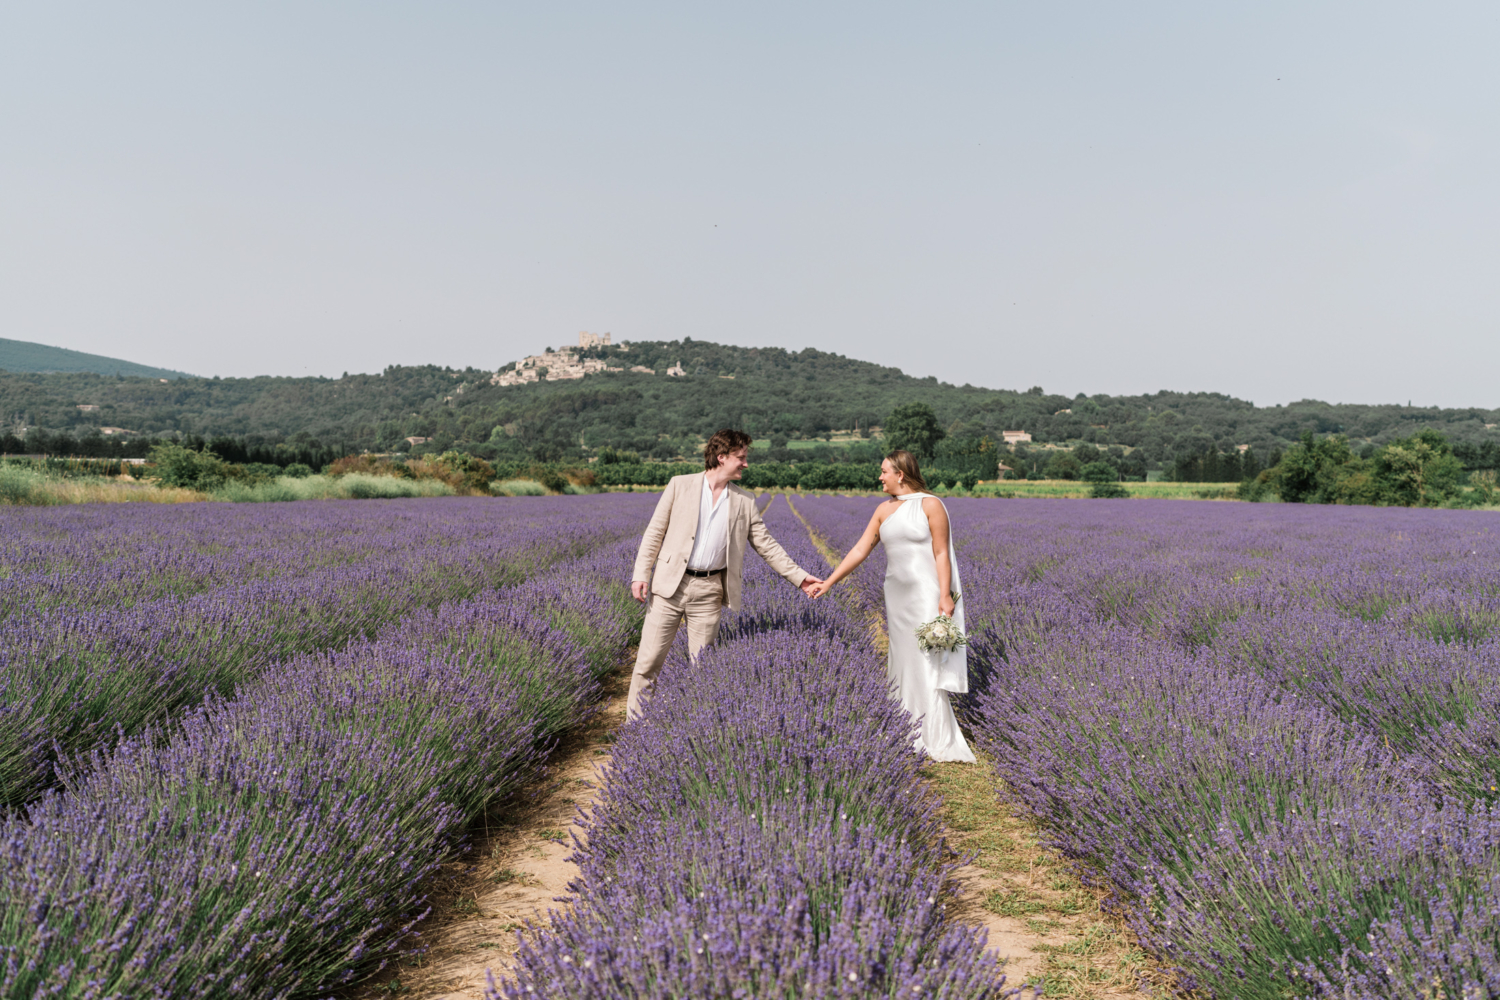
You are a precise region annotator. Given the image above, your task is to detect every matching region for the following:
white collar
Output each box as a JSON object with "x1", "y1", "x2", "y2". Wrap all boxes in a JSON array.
[{"x1": 702, "y1": 474, "x2": 731, "y2": 511}]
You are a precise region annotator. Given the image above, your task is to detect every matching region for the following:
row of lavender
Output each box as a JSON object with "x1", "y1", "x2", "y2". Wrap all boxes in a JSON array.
[
  {"x1": 495, "y1": 495, "x2": 1020, "y2": 999},
  {"x1": 0, "y1": 499, "x2": 618, "y2": 612},
  {"x1": 0, "y1": 497, "x2": 648, "y2": 806},
  {"x1": 1, "y1": 526, "x2": 649, "y2": 997},
  {"x1": 801, "y1": 496, "x2": 1500, "y2": 998}
]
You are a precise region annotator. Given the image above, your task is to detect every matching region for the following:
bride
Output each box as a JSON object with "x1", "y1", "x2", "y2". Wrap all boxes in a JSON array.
[{"x1": 809, "y1": 450, "x2": 976, "y2": 763}]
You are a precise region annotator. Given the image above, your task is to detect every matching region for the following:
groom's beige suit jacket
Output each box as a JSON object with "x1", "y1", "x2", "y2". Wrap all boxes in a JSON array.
[{"x1": 631, "y1": 473, "x2": 809, "y2": 612}]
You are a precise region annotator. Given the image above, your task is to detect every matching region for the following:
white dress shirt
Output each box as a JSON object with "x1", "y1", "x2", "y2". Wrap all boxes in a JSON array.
[{"x1": 685, "y1": 475, "x2": 731, "y2": 571}]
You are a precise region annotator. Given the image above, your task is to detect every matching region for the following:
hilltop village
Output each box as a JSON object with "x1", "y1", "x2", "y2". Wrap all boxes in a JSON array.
[{"x1": 491, "y1": 332, "x2": 686, "y2": 386}]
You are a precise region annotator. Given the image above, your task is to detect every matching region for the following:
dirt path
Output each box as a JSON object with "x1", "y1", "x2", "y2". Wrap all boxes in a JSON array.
[
  {"x1": 354, "y1": 495, "x2": 1160, "y2": 999},
  {"x1": 930, "y1": 758, "x2": 1157, "y2": 998},
  {"x1": 784, "y1": 495, "x2": 1157, "y2": 998},
  {"x1": 344, "y1": 665, "x2": 631, "y2": 1000}
]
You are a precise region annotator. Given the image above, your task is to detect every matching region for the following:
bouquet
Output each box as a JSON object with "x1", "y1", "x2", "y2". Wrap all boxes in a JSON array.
[{"x1": 914, "y1": 614, "x2": 967, "y2": 653}]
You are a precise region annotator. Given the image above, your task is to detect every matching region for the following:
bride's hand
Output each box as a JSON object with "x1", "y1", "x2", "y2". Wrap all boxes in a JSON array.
[
  {"x1": 808, "y1": 580, "x2": 833, "y2": 599},
  {"x1": 938, "y1": 593, "x2": 955, "y2": 617}
]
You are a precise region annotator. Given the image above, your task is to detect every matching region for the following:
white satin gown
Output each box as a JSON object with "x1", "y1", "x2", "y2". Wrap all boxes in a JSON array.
[{"x1": 879, "y1": 492, "x2": 976, "y2": 763}]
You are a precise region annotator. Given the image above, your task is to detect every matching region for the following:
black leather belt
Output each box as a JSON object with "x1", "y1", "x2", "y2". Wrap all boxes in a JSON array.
[{"x1": 684, "y1": 567, "x2": 726, "y2": 577}]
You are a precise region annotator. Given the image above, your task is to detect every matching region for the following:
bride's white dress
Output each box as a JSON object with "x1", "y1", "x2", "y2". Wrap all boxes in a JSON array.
[{"x1": 880, "y1": 492, "x2": 976, "y2": 763}]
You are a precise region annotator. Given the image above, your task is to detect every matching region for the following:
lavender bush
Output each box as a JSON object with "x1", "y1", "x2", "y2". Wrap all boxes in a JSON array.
[
  {"x1": 19, "y1": 488, "x2": 1500, "y2": 998},
  {"x1": 0, "y1": 538, "x2": 644, "y2": 998},
  {"x1": 500, "y1": 497, "x2": 1021, "y2": 999},
  {"x1": 0, "y1": 496, "x2": 653, "y2": 806},
  {"x1": 858, "y1": 497, "x2": 1500, "y2": 999}
]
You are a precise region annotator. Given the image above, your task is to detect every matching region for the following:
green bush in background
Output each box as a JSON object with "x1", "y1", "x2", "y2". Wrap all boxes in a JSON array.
[
  {"x1": 492, "y1": 479, "x2": 548, "y2": 497},
  {"x1": 0, "y1": 464, "x2": 50, "y2": 505},
  {"x1": 1246, "y1": 429, "x2": 1490, "y2": 508},
  {"x1": 148, "y1": 443, "x2": 229, "y2": 490},
  {"x1": 213, "y1": 474, "x2": 455, "y2": 503},
  {"x1": 1080, "y1": 461, "x2": 1127, "y2": 498}
]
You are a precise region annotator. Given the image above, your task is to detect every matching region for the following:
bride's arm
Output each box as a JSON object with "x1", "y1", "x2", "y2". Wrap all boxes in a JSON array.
[
  {"x1": 807, "y1": 509, "x2": 885, "y2": 598},
  {"x1": 923, "y1": 498, "x2": 956, "y2": 616}
]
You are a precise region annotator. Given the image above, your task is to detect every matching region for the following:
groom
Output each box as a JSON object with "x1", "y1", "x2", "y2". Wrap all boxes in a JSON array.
[{"x1": 627, "y1": 428, "x2": 822, "y2": 718}]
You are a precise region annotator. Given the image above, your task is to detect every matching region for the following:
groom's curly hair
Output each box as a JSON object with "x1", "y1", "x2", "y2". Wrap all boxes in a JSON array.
[{"x1": 704, "y1": 428, "x2": 753, "y2": 470}]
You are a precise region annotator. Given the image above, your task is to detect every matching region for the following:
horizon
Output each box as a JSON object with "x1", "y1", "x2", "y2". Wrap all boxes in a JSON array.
[
  {"x1": 3, "y1": 4, "x2": 1498, "y2": 408},
  {"x1": 4, "y1": 332, "x2": 1491, "y2": 414}
]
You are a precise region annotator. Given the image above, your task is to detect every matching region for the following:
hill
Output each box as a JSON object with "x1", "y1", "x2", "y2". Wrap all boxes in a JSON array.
[
  {"x1": 1, "y1": 338, "x2": 1496, "y2": 475},
  {"x1": 0, "y1": 337, "x2": 195, "y2": 380}
]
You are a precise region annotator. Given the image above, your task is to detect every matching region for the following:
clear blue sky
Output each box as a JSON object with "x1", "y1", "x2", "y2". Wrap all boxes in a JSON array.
[{"x1": 2, "y1": 2, "x2": 1497, "y2": 406}]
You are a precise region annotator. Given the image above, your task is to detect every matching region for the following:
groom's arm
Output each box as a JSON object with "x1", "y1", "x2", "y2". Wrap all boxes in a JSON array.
[
  {"x1": 746, "y1": 506, "x2": 812, "y2": 589},
  {"x1": 631, "y1": 482, "x2": 677, "y2": 593}
]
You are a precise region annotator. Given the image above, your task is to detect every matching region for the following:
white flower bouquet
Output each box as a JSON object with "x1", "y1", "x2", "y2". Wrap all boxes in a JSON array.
[{"x1": 914, "y1": 614, "x2": 967, "y2": 653}]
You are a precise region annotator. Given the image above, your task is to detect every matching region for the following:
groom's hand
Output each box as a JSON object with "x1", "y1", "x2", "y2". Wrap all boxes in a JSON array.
[
  {"x1": 799, "y1": 576, "x2": 824, "y2": 598},
  {"x1": 631, "y1": 581, "x2": 649, "y2": 603}
]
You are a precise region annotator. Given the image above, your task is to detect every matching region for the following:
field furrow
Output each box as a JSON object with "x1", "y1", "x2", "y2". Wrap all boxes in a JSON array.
[
  {"x1": 0, "y1": 533, "x2": 648, "y2": 998},
  {"x1": 492, "y1": 496, "x2": 1020, "y2": 998},
  {"x1": 952, "y1": 499, "x2": 1500, "y2": 999},
  {"x1": 0, "y1": 496, "x2": 648, "y2": 807},
  {"x1": 9, "y1": 491, "x2": 1500, "y2": 999}
]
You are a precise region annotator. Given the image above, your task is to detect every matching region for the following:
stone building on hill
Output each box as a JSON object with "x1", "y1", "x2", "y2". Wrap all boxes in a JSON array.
[{"x1": 492, "y1": 342, "x2": 625, "y2": 387}]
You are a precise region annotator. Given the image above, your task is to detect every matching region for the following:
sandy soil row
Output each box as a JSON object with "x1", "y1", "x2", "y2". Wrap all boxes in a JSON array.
[
  {"x1": 786, "y1": 495, "x2": 1156, "y2": 998},
  {"x1": 343, "y1": 667, "x2": 630, "y2": 999},
  {"x1": 353, "y1": 492, "x2": 1159, "y2": 998}
]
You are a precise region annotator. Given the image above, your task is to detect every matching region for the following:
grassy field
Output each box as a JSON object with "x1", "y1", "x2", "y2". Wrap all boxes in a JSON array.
[
  {"x1": 975, "y1": 479, "x2": 1242, "y2": 499},
  {"x1": 611, "y1": 479, "x2": 1246, "y2": 500},
  {"x1": 0, "y1": 465, "x2": 207, "y2": 504}
]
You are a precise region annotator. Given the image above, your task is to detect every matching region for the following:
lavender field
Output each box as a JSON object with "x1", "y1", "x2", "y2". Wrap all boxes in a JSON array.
[
  {"x1": 0, "y1": 496, "x2": 656, "y2": 996},
  {"x1": 795, "y1": 496, "x2": 1500, "y2": 999},
  {"x1": 5, "y1": 493, "x2": 1500, "y2": 998},
  {"x1": 499, "y1": 495, "x2": 1007, "y2": 998}
]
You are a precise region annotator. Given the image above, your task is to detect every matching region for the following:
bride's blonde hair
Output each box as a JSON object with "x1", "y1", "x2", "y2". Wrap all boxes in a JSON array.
[{"x1": 885, "y1": 450, "x2": 928, "y2": 492}]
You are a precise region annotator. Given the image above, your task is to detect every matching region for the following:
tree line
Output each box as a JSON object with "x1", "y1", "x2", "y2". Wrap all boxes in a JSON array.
[
  {"x1": 10, "y1": 394, "x2": 1497, "y2": 508},
  {"x1": 5, "y1": 339, "x2": 1497, "y2": 473},
  {"x1": 0, "y1": 427, "x2": 354, "y2": 473}
]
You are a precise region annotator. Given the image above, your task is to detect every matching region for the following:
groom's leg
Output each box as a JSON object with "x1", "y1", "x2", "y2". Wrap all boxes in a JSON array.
[
  {"x1": 682, "y1": 574, "x2": 726, "y2": 659},
  {"x1": 626, "y1": 582, "x2": 689, "y2": 719}
]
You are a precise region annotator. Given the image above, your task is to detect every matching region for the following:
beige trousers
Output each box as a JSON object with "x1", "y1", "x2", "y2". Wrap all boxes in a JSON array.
[{"x1": 626, "y1": 573, "x2": 726, "y2": 719}]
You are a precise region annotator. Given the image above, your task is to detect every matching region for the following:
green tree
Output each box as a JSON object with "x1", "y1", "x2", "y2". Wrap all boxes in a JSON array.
[
  {"x1": 147, "y1": 443, "x2": 227, "y2": 490},
  {"x1": 1375, "y1": 429, "x2": 1465, "y2": 506},
  {"x1": 1081, "y1": 460, "x2": 1127, "y2": 497},
  {"x1": 1275, "y1": 433, "x2": 1351, "y2": 503},
  {"x1": 1044, "y1": 452, "x2": 1082, "y2": 480},
  {"x1": 1270, "y1": 429, "x2": 1474, "y2": 507},
  {"x1": 1080, "y1": 461, "x2": 1117, "y2": 484},
  {"x1": 884, "y1": 402, "x2": 946, "y2": 460}
]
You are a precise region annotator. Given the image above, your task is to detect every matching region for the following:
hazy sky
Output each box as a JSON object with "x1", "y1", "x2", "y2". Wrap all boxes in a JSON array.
[{"x1": 2, "y1": 3, "x2": 1497, "y2": 406}]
